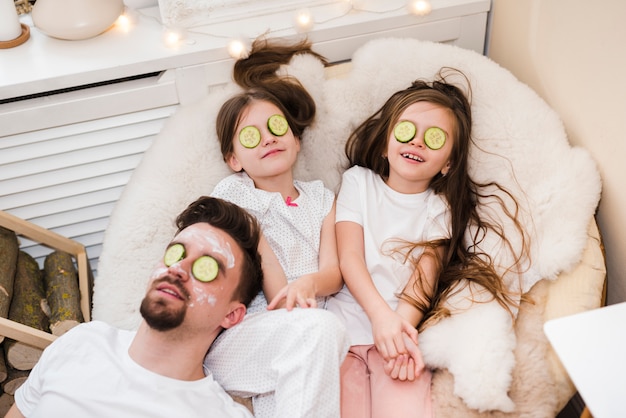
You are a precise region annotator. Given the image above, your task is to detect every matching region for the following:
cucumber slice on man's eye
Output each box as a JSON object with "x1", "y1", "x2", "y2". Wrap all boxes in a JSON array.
[
  {"x1": 192, "y1": 256, "x2": 219, "y2": 282},
  {"x1": 164, "y1": 244, "x2": 185, "y2": 267},
  {"x1": 239, "y1": 126, "x2": 261, "y2": 148},
  {"x1": 394, "y1": 120, "x2": 417, "y2": 143},
  {"x1": 267, "y1": 114, "x2": 289, "y2": 136},
  {"x1": 424, "y1": 127, "x2": 446, "y2": 150}
]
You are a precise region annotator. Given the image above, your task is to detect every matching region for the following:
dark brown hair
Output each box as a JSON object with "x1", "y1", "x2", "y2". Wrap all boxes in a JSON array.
[{"x1": 175, "y1": 196, "x2": 263, "y2": 307}]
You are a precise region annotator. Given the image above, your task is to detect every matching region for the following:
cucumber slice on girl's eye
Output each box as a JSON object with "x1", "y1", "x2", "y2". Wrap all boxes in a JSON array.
[
  {"x1": 239, "y1": 126, "x2": 261, "y2": 148},
  {"x1": 267, "y1": 114, "x2": 289, "y2": 136},
  {"x1": 164, "y1": 244, "x2": 185, "y2": 267},
  {"x1": 394, "y1": 120, "x2": 417, "y2": 143},
  {"x1": 424, "y1": 127, "x2": 446, "y2": 150},
  {"x1": 192, "y1": 256, "x2": 219, "y2": 282}
]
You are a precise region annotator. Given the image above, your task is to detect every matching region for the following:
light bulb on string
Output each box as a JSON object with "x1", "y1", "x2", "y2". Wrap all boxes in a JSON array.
[
  {"x1": 163, "y1": 26, "x2": 186, "y2": 48},
  {"x1": 408, "y1": 0, "x2": 432, "y2": 16},
  {"x1": 115, "y1": 8, "x2": 137, "y2": 33},
  {"x1": 293, "y1": 8, "x2": 314, "y2": 33},
  {"x1": 227, "y1": 38, "x2": 251, "y2": 59}
]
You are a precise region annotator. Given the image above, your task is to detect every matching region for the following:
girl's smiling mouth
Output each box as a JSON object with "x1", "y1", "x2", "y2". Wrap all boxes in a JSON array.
[
  {"x1": 262, "y1": 148, "x2": 283, "y2": 158},
  {"x1": 402, "y1": 152, "x2": 424, "y2": 162}
]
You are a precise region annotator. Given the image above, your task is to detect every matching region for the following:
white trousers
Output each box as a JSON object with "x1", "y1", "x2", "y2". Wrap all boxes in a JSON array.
[{"x1": 204, "y1": 308, "x2": 349, "y2": 418}]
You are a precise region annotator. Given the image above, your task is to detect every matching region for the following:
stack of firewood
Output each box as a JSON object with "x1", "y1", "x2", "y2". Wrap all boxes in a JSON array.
[{"x1": 0, "y1": 226, "x2": 84, "y2": 412}]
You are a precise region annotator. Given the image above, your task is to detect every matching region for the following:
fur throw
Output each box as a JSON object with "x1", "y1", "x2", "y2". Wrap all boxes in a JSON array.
[{"x1": 92, "y1": 38, "x2": 601, "y2": 412}]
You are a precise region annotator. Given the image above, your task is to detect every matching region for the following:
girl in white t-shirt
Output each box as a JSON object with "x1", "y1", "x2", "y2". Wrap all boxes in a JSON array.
[
  {"x1": 203, "y1": 39, "x2": 348, "y2": 418},
  {"x1": 326, "y1": 69, "x2": 529, "y2": 417}
]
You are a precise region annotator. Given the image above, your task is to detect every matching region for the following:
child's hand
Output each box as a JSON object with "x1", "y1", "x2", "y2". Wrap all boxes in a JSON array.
[
  {"x1": 383, "y1": 333, "x2": 425, "y2": 380},
  {"x1": 267, "y1": 275, "x2": 318, "y2": 311},
  {"x1": 371, "y1": 309, "x2": 418, "y2": 363}
]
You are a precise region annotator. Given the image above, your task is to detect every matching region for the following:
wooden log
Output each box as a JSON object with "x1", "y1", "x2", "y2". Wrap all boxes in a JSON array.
[
  {"x1": 3, "y1": 340, "x2": 41, "y2": 371},
  {"x1": 0, "y1": 344, "x2": 7, "y2": 383},
  {"x1": 0, "y1": 227, "x2": 19, "y2": 344},
  {"x1": 9, "y1": 252, "x2": 49, "y2": 332},
  {"x1": 2, "y1": 366, "x2": 30, "y2": 395},
  {"x1": 5, "y1": 252, "x2": 49, "y2": 370},
  {"x1": 44, "y1": 251, "x2": 84, "y2": 336}
]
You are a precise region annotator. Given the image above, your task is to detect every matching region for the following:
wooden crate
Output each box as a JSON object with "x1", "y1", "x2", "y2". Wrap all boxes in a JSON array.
[{"x1": 0, "y1": 210, "x2": 91, "y2": 349}]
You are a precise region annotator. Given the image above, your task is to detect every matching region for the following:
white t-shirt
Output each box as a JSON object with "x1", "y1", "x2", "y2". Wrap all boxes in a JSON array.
[
  {"x1": 14, "y1": 321, "x2": 253, "y2": 418},
  {"x1": 211, "y1": 172, "x2": 335, "y2": 313},
  {"x1": 326, "y1": 166, "x2": 451, "y2": 345}
]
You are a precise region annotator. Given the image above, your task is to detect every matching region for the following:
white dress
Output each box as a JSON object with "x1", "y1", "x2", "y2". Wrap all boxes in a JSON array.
[{"x1": 206, "y1": 172, "x2": 349, "y2": 418}]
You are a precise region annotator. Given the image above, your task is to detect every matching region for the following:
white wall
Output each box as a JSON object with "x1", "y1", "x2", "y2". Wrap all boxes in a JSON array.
[{"x1": 488, "y1": 0, "x2": 626, "y2": 305}]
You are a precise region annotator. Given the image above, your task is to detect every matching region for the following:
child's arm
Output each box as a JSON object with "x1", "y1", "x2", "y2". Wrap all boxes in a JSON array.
[
  {"x1": 336, "y1": 220, "x2": 418, "y2": 362},
  {"x1": 259, "y1": 234, "x2": 289, "y2": 309},
  {"x1": 390, "y1": 245, "x2": 445, "y2": 379},
  {"x1": 395, "y1": 245, "x2": 445, "y2": 326},
  {"x1": 267, "y1": 201, "x2": 342, "y2": 310}
]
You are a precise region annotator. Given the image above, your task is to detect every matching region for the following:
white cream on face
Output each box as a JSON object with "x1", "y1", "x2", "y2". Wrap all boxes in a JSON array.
[
  {"x1": 166, "y1": 226, "x2": 236, "y2": 307},
  {"x1": 176, "y1": 227, "x2": 236, "y2": 269}
]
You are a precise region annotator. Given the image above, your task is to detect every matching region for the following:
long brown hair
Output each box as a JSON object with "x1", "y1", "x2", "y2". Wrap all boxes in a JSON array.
[
  {"x1": 345, "y1": 68, "x2": 529, "y2": 325},
  {"x1": 216, "y1": 38, "x2": 327, "y2": 161}
]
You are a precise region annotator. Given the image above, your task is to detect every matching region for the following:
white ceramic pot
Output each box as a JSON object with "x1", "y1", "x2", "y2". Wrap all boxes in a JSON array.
[
  {"x1": 0, "y1": 0, "x2": 23, "y2": 41},
  {"x1": 32, "y1": 0, "x2": 124, "y2": 40}
]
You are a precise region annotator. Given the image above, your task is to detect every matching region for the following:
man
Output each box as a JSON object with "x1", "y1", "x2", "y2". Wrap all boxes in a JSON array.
[{"x1": 7, "y1": 196, "x2": 263, "y2": 418}]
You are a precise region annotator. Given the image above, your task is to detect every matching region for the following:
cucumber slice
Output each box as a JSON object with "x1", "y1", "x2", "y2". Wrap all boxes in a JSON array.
[
  {"x1": 164, "y1": 243, "x2": 185, "y2": 267},
  {"x1": 192, "y1": 256, "x2": 219, "y2": 282},
  {"x1": 424, "y1": 127, "x2": 446, "y2": 150},
  {"x1": 239, "y1": 126, "x2": 261, "y2": 148},
  {"x1": 394, "y1": 120, "x2": 417, "y2": 143},
  {"x1": 267, "y1": 114, "x2": 289, "y2": 136}
]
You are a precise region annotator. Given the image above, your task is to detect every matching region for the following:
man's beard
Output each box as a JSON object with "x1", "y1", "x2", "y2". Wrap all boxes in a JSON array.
[{"x1": 139, "y1": 279, "x2": 188, "y2": 331}]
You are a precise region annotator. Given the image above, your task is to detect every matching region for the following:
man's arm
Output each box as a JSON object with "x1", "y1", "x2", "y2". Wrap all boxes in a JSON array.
[{"x1": 5, "y1": 403, "x2": 25, "y2": 418}]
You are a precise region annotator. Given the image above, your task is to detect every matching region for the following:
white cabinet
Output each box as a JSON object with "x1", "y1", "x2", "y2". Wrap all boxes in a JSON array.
[{"x1": 0, "y1": 0, "x2": 490, "y2": 274}]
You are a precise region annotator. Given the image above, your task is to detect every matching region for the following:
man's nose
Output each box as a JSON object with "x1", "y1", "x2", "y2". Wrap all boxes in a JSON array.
[{"x1": 167, "y1": 261, "x2": 191, "y2": 282}]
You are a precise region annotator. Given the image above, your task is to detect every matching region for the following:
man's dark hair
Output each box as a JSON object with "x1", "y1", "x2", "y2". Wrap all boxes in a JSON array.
[{"x1": 175, "y1": 196, "x2": 263, "y2": 307}]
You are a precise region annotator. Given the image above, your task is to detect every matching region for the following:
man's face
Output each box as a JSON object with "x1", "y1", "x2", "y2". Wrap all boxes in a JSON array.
[{"x1": 140, "y1": 223, "x2": 245, "y2": 334}]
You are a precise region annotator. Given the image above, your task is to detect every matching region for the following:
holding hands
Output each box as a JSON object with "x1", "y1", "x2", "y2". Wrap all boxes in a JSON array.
[{"x1": 371, "y1": 307, "x2": 425, "y2": 381}]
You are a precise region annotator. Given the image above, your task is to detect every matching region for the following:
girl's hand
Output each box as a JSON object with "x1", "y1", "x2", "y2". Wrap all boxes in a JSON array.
[
  {"x1": 267, "y1": 275, "x2": 318, "y2": 311},
  {"x1": 371, "y1": 308, "x2": 418, "y2": 363},
  {"x1": 383, "y1": 332, "x2": 425, "y2": 380}
]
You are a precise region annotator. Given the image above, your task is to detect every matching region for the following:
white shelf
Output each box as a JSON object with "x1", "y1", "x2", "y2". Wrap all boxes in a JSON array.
[{"x1": 0, "y1": 0, "x2": 490, "y2": 100}]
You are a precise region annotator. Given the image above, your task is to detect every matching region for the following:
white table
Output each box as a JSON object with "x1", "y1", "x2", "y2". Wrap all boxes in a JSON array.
[{"x1": 544, "y1": 302, "x2": 626, "y2": 418}]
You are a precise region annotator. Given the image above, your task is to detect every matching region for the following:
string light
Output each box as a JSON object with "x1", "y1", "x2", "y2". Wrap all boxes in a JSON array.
[
  {"x1": 115, "y1": 8, "x2": 137, "y2": 33},
  {"x1": 227, "y1": 38, "x2": 250, "y2": 59},
  {"x1": 294, "y1": 8, "x2": 314, "y2": 32},
  {"x1": 408, "y1": 0, "x2": 432, "y2": 16},
  {"x1": 133, "y1": 0, "x2": 434, "y2": 49},
  {"x1": 162, "y1": 27, "x2": 186, "y2": 48}
]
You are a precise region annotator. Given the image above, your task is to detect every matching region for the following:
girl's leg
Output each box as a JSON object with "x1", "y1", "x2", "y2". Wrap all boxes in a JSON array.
[
  {"x1": 204, "y1": 308, "x2": 349, "y2": 418},
  {"x1": 340, "y1": 345, "x2": 372, "y2": 418},
  {"x1": 368, "y1": 346, "x2": 433, "y2": 418}
]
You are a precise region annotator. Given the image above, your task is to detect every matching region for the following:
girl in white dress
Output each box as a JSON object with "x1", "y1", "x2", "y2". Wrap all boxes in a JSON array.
[{"x1": 204, "y1": 38, "x2": 348, "y2": 418}]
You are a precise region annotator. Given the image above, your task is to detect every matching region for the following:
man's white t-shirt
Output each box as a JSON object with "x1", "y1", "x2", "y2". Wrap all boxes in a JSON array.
[
  {"x1": 326, "y1": 166, "x2": 451, "y2": 346},
  {"x1": 14, "y1": 321, "x2": 253, "y2": 418}
]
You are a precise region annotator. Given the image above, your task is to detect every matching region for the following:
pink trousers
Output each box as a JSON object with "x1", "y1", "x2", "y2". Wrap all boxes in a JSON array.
[{"x1": 340, "y1": 344, "x2": 433, "y2": 418}]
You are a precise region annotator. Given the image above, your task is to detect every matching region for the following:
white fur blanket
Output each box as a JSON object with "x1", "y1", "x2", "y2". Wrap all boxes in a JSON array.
[{"x1": 92, "y1": 38, "x2": 601, "y2": 412}]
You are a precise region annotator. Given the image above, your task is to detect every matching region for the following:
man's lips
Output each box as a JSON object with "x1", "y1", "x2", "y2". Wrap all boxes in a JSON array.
[{"x1": 155, "y1": 278, "x2": 188, "y2": 300}]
